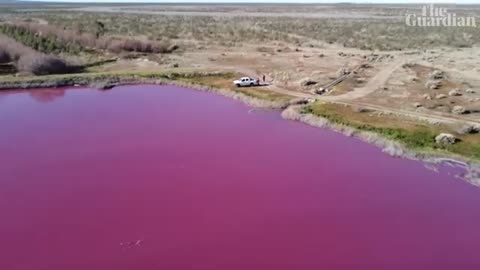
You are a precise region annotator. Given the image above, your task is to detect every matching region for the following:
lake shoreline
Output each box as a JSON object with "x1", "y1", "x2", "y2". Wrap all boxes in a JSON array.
[
  {"x1": 1, "y1": 73, "x2": 479, "y2": 186},
  {"x1": 4, "y1": 82, "x2": 480, "y2": 268},
  {"x1": 281, "y1": 105, "x2": 480, "y2": 186}
]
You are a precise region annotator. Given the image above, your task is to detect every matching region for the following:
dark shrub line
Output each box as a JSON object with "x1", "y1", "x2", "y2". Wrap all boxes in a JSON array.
[
  {"x1": 0, "y1": 22, "x2": 179, "y2": 55},
  {"x1": 0, "y1": 34, "x2": 76, "y2": 75}
]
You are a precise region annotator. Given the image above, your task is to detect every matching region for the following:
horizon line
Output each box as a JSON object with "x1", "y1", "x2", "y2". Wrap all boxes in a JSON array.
[{"x1": 16, "y1": 0, "x2": 480, "y2": 4}]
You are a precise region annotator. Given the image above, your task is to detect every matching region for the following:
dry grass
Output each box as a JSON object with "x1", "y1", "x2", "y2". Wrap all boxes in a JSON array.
[
  {"x1": 304, "y1": 102, "x2": 480, "y2": 160},
  {"x1": 177, "y1": 72, "x2": 293, "y2": 102},
  {"x1": 26, "y1": 10, "x2": 480, "y2": 51},
  {"x1": 328, "y1": 75, "x2": 366, "y2": 96}
]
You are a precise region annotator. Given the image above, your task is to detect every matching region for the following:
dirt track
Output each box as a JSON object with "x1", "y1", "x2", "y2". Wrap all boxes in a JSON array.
[{"x1": 325, "y1": 58, "x2": 407, "y2": 101}]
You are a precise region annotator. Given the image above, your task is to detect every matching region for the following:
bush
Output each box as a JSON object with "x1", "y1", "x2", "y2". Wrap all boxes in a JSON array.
[
  {"x1": 0, "y1": 34, "x2": 76, "y2": 75},
  {"x1": 0, "y1": 48, "x2": 10, "y2": 63},
  {"x1": 0, "y1": 22, "x2": 178, "y2": 55},
  {"x1": 105, "y1": 38, "x2": 176, "y2": 54},
  {"x1": 21, "y1": 10, "x2": 480, "y2": 51},
  {"x1": 0, "y1": 35, "x2": 31, "y2": 62},
  {"x1": 17, "y1": 53, "x2": 69, "y2": 75}
]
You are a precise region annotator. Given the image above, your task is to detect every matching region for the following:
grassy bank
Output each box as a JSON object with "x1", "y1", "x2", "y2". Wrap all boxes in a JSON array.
[
  {"x1": 302, "y1": 102, "x2": 480, "y2": 161},
  {"x1": 0, "y1": 70, "x2": 295, "y2": 108},
  {"x1": 0, "y1": 70, "x2": 231, "y2": 90},
  {"x1": 175, "y1": 73, "x2": 293, "y2": 103}
]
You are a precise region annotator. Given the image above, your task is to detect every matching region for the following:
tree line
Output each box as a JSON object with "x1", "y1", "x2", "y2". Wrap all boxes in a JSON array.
[
  {"x1": 0, "y1": 22, "x2": 178, "y2": 55},
  {"x1": 0, "y1": 34, "x2": 74, "y2": 75},
  {"x1": 0, "y1": 24, "x2": 83, "y2": 54}
]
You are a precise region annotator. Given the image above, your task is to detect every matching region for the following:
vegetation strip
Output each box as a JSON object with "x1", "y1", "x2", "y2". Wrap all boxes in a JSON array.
[
  {"x1": 0, "y1": 22, "x2": 178, "y2": 55},
  {"x1": 302, "y1": 102, "x2": 480, "y2": 161},
  {"x1": 282, "y1": 105, "x2": 480, "y2": 186},
  {"x1": 0, "y1": 71, "x2": 229, "y2": 89}
]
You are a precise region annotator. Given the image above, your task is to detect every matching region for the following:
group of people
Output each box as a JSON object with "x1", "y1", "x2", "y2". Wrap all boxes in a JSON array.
[{"x1": 256, "y1": 74, "x2": 266, "y2": 85}]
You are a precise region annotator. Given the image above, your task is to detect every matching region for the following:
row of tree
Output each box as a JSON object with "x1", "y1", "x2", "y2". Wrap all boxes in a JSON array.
[
  {"x1": 0, "y1": 22, "x2": 178, "y2": 55},
  {"x1": 0, "y1": 24, "x2": 83, "y2": 54},
  {"x1": 0, "y1": 35, "x2": 73, "y2": 75}
]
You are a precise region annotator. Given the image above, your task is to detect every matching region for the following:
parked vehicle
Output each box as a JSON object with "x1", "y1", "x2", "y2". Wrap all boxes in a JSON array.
[{"x1": 233, "y1": 77, "x2": 259, "y2": 87}]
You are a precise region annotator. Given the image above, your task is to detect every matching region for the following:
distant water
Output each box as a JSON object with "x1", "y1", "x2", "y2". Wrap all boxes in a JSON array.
[{"x1": 1, "y1": 85, "x2": 479, "y2": 270}]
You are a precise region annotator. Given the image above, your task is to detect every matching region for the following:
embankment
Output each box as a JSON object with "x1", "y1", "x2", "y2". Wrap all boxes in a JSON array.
[
  {"x1": 1, "y1": 72, "x2": 479, "y2": 186},
  {"x1": 281, "y1": 105, "x2": 480, "y2": 186},
  {"x1": 0, "y1": 71, "x2": 300, "y2": 109}
]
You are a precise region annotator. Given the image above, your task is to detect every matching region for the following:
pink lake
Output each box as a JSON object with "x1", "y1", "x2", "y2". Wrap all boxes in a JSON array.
[{"x1": 0, "y1": 85, "x2": 479, "y2": 270}]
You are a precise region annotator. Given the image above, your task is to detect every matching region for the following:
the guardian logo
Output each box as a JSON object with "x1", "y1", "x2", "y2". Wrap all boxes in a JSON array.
[{"x1": 406, "y1": 4, "x2": 477, "y2": 27}]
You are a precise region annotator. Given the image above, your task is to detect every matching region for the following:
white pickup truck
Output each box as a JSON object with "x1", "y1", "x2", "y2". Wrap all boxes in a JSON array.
[{"x1": 233, "y1": 77, "x2": 259, "y2": 87}]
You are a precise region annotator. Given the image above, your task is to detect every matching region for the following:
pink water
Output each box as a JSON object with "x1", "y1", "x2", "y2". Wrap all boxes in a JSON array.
[{"x1": 1, "y1": 85, "x2": 479, "y2": 270}]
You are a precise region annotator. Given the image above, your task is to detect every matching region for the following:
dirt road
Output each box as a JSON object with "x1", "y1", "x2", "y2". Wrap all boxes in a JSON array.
[
  {"x1": 323, "y1": 58, "x2": 406, "y2": 101},
  {"x1": 259, "y1": 66, "x2": 480, "y2": 126}
]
